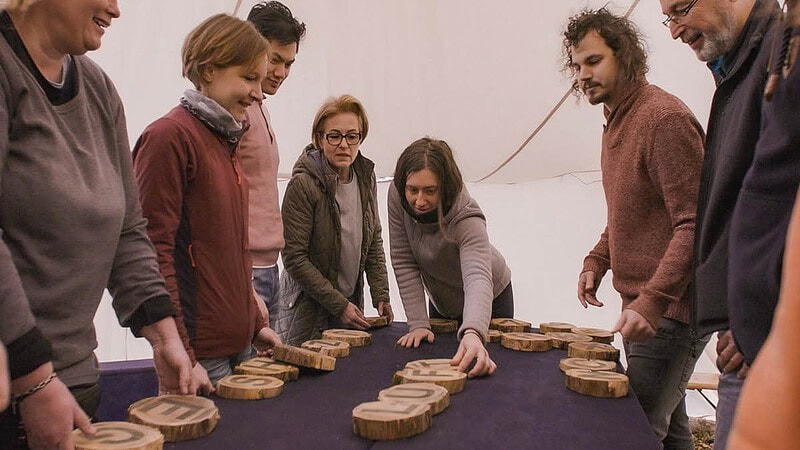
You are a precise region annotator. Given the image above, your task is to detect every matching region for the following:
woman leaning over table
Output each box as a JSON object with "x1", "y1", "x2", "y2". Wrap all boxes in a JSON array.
[
  {"x1": 276, "y1": 95, "x2": 391, "y2": 346},
  {"x1": 389, "y1": 137, "x2": 514, "y2": 378}
]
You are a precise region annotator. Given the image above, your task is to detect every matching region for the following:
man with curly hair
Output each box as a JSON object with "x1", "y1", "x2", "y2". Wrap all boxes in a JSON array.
[{"x1": 564, "y1": 9, "x2": 708, "y2": 449}]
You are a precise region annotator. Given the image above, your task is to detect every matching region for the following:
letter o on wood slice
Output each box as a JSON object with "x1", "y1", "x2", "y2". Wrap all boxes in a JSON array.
[
  {"x1": 378, "y1": 383, "x2": 450, "y2": 415},
  {"x1": 215, "y1": 375, "x2": 284, "y2": 400},
  {"x1": 545, "y1": 332, "x2": 593, "y2": 349},
  {"x1": 73, "y1": 421, "x2": 164, "y2": 450},
  {"x1": 301, "y1": 339, "x2": 351, "y2": 357},
  {"x1": 321, "y1": 329, "x2": 372, "y2": 347},
  {"x1": 490, "y1": 318, "x2": 532, "y2": 333},
  {"x1": 567, "y1": 342, "x2": 620, "y2": 361},
  {"x1": 365, "y1": 316, "x2": 389, "y2": 328},
  {"x1": 487, "y1": 329, "x2": 504, "y2": 342},
  {"x1": 393, "y1": 368, "x2": 467, "y2": 394},
  {"x1": 272, "y1": 344, "x2": 336, "y2": 371},
  {"x1": 234, "y1": 357, "x2": 299, "y2": 381},
  {"x1": 127, "y1": 395, "x2": 219, "y2": 442},
  {"x1": 352, "y1": 400, "x2": 432, "y2": 440},
  {"x1": 539, "y1": 321, "x2": 577, "y2": 334},
  {"x1": 428, "y1": 318, "x2": 458, "y2": 333},
  {"x1": 404, "y1": 358, "x2": 459, "y2": 372},
  {"x1": 500, "y1": 332, "x2": 552, "y2": 352},
  {"x1": 571, "y1": 327, "x2": 615, "y2": 344},
  {"x1": 565, "y1": 369, "x2": 629, "y2": 398},
  {"x1": 559, "y1": 358, "x2": 617, "y2": 373}
]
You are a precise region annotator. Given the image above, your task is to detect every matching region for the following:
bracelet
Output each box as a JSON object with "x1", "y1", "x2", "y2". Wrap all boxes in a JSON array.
[
  {"x1": 12, "y1": 372, "x2": 57, "y2": 414},
  {"x1": 463, "y1": 329, "x2": 482, "y2": 339}
]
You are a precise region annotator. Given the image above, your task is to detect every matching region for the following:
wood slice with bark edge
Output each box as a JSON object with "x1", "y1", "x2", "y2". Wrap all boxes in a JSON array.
[
  {"x1": 378, "y1": 383, "x2": 450, "y2": 415},
  {"x1": 559, "y1": 358, "x2": 617, "y2": 373},
  {"x1": 73, "y1": 422, "x2": 164, "y2": 450},
  {"x1": 127, "y1": 395, "x2": 219, "y2": 442},
  {"x1": 352, "y1": 400, "x2": 432, "y2": 440},
  {"x1": 428, "y1": 318, "x2": 458, "y2": 333},
  {"x1": 565, "y1": 369, "x2": 629, "y2": 398},
  {"x1": 393, "y1": 368, "x2": 467, "y2": 394},
  {"x1": 215, "y1": 374, "x2": 284, "y2": 400},
  {"x1": 545, "y1": 332, "x2": 593, "y2": 349},
  {"x1": 365, "y1": 316, "x2": 389, "y2": 328},
  {"x1": 539, "y1": 322, "x2": 577, "y2": 334},
  {"x1": 404, "y1": 358, "x2": 459, "y2": 372},
  {"x1": 321, "y1": 329, "x2": 373, "y2": 347},
  {"x1": 272, "y1": 344, "x2": 336, "y2": 371},
  {"x1": 567, "y1": 342, "x2": 620, "y2": 361},
  {"x1": 490, "y1": 318, "x2": 532, "y2": 333},
  {"x1": 500, "y1": 332, "x2": 552, "y2": 352},
  {"x1": 301, "y1": 339, "x2": 351, "y2": 357},
  {"x1": 234, "y1": 357, "x2": 299, "y2": 381},
  {"x1": 571, "y1": 327, "x2": 615, "y2": 344},
  {"x1": 487, "y1": 329, "x2": 504, "y2": 342}
]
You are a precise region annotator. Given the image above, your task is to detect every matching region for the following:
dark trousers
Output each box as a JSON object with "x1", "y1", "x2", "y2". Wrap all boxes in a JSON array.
[{"x1": 429, "y1": 281, "x2": 515, "y2": 321}]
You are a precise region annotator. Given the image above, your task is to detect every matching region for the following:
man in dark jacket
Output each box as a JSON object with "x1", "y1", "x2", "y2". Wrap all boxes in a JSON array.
[{"x1": 658, "y1": 0, "x2": 783, "y2": 448}]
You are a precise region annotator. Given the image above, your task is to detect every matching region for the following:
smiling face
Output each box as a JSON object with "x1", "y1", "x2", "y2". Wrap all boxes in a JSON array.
[
  {"x1": 320, "y1": 112, "x2": 361, "y2": 179},
  {"x1": 200, "y1": 59, "x2": 268, "y2": 123},
  {"x1": 659, "y1": 0, "x2": 739, "y2": 61},
  {"x1": 262, "y1": 40, "x2": 297, "y2": 95},
  {"x1": 44, "y1": 0, "x2": 120, "y2": 54},
  {"x1": 405, "y1": 168, "x2": 441, "y2": 216},
  {"x1": 570, "y1": 30, "x2": 622, "y2": 108}
]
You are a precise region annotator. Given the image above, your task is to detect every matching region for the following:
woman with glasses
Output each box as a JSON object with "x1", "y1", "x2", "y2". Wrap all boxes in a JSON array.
[
  {"x1": 389, "y1": 137, "x2": 513, "y2": 378},
  {"x1": 276, "y1": 95, "x2": 391, "y2": 345}
]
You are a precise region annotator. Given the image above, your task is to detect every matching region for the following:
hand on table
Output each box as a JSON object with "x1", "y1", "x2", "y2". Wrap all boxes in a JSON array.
[
  {"x1": 611, "y1": 309, "x2": 656, "y2": 342},
  {"x1": 451, "y1": 331, "x2": 496, "y2": 378},
  {"x1": 717, "y1": 330, "x2": 749, "y2": 378},
  {"x1": 339, "y1": 303, "x2": 370, "y2": 330},
  {"x1": 577, "y1": 271, "x2": 604, "y2": 308},
  {"x1": 377, "y1": 301, "x2": 394, "y2": 324},
  {"x1": 396, "y1": 328, "x2": 434, "y2": 348},
  {"x1": 191, "y1": 363, "x2": 215, "y2": 395},
  {"x1": 254, "y1": 326, "x2": 282, "y2": 357}
]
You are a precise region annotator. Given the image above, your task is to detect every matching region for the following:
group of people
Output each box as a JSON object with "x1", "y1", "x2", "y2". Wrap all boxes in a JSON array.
[
  {"x1": 0, "y1": 0, "x2": 513, "y2": 448},
  {"x1": 0, "y1": 0, "x2": 798, "y2": 449}
]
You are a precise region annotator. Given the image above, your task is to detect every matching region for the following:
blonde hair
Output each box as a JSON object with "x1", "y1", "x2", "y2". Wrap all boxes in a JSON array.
[
  {"x1": 182, "y1": 14, "x2": 269, "y2": 89},
  {"x1": 311, "y1": 95, "x2": 369, "y2": 149}
]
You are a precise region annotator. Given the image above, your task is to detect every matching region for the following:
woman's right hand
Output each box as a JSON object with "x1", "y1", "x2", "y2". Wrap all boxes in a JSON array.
[
  {"x1": 339, "y1": 303, "x2": 370, "y2": 330},
  {"x1": 396, "y1": 328, "x2": 435, "y2": 348},
  {"x1": 191, "y1": 363, "x2": 215, "y2": 395}
]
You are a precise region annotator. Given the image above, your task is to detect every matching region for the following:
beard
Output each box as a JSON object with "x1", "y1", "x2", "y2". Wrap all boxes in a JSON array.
[{"x1": 697, "y1": 7, "x2": 739, "y2": 61}]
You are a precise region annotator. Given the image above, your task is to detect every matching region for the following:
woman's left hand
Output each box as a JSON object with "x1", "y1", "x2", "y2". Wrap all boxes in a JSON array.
[
  {"x1": 451, "y1": 331, "x2": 496, "y2": 378},
  {"x1": 254, "y1": 327, "x2": 282, "y2": 357},
  {"x1": 377, "y1": 301, "x2": 394, "y2": 324}
]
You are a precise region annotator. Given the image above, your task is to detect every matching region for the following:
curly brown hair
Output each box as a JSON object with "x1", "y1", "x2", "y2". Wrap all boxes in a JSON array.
[{"x1": 561, "y1": 8, "x2": 648, "y2": 96}]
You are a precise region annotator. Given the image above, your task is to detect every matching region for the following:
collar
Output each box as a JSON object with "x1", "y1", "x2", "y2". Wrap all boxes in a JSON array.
[{"x1": 180, "y1": 89, "x2": 246, "y2": 145}]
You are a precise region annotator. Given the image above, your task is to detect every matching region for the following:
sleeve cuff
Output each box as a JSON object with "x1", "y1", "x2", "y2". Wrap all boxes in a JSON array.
[
  {"x1": 582, "y1": 257, "x2": 608, "y2": 276},
  {"x1": 7, "y1": 327, "x2": 52, "y2": 380},
  {"x1": 126, "y1": 296, "x2": 176, "y2": 337}
]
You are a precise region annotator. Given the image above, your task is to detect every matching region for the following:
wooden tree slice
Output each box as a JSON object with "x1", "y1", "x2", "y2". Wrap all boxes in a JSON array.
[
  {"x1": 559, "y1": 358, "x2": 617, "y2": 373},
  {"x1": 272, "y1": 344, "x2": 336, "y2": 371},
  {"x1": 545, "y1": 332, "x2": 593, "y2": 349},
  {"x1": 215, "y1": 375, "x2": 284, "y2": 400},
  {"x1": 571, "y1": 327, "x2": 615, "y2": 344},
  {"x1": 539, "y1": 321, "x2": 577, "y2": 334},
  {"x1": 365, "y1": 316, "x2": 389, "y2": 328},
  {"x1": 567, "y1": 342, "x2": 620, "y2": 361},
  {"x1": 500, "y1": 332, "x2": 552, "y2": 352},
  {"x1": 127, "y1": 395, "x2": 219, "y2": 442},
  {"x1": 352, "y1": 400, "x2": 432, "y2": 440},
  {"x1": 428, "y1": 318, "x2": 458, "y2": 333},
  {"x1": 378, "y1": 383, "x2": 450, "y2": 415},
  {"x1": 393, "y1": 368, "x2": 467, "y2": 394},
  {"x1": 404, "y1": 358, "x2": 459, "y2": 372},
  {"x1": 487, "y1": 329, "x2": 504, "y2": 342},
  {"x1": 234, "y1": 357, "x2": 299, "y2": 381},
  {"x1": 301, "y1": 339, "x2": 351, "y2": 357},
  {"x1": 321, "y1": 329, "x2": 372, "y2": 347},
  {"x1": 73, "y1": 422, "x2": 164, "y2": 450},
  {"x1": 490, "y1": 318, "x2": 532, "y2": 333},
  {"x1": 565, "y1": 369, "x2": 629, "y2": 398}
]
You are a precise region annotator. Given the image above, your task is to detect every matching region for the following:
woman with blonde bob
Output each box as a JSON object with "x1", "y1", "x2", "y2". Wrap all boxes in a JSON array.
[
  {"x1": 276, "y1": 95, "x2": 391, "y2": 345},
  {"x1": 133, "y1": 14, "x2": 280, "y2": 390},
  {"x1": 389, "y1": 137, "x2": 513, "y2": 378}
]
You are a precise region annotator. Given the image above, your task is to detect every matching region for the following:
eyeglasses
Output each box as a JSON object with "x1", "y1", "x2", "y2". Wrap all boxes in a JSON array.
[
  {"x1": 662, "y1": 0, "x2": 700, "y2": 27},
  {"x1": 323, "y1": 132, "x2": 362, "y2": 146}
]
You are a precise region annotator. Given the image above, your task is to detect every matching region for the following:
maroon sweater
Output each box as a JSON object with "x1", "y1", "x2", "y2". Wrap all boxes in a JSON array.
[
  {"x1": 582, "y1": 84, "x2": 704, "y2": 327},
  {"x1": 133, "y1": 106, "x2": 265, "y2": 362}
]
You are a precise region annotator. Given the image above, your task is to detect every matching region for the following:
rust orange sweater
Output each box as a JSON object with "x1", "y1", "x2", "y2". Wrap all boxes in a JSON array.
[{"x1": 582, "y1": 84, "x2": 704, "y2": 327}]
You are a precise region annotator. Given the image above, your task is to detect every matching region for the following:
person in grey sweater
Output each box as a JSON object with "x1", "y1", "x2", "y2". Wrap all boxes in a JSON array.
[{"x1": 389, "y1": 137, "x2": 513, "y2": 377}]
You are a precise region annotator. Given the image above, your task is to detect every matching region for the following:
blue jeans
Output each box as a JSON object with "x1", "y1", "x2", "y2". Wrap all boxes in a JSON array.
[
  {"x1": 714, "y1": 370, "x2": 744, "y2": 450},
  {"x1": 199, "y1": 347, "x2": 255, "y2": 386},
  {"x1": 253, "y1": 265, "x2": 280, "y2": 328},
  {"x1": 624, "y1": 318, "x2": 710, "y2": 450}
]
